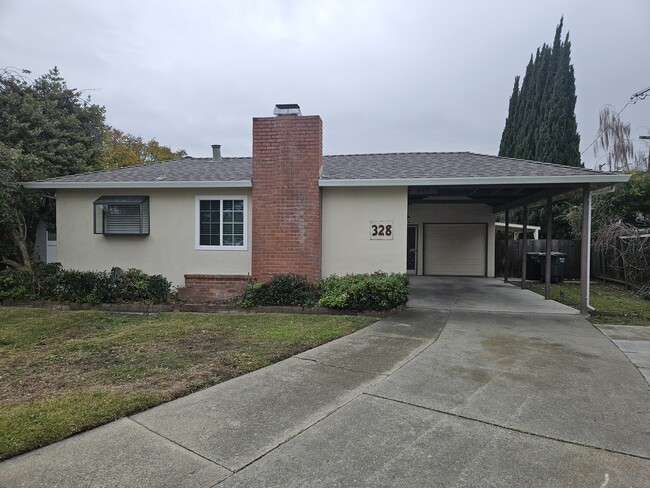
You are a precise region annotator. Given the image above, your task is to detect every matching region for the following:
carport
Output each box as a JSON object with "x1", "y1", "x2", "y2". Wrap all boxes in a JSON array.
[{"x1": 396, "y1": 153, "x2": 631, "y2": 314}]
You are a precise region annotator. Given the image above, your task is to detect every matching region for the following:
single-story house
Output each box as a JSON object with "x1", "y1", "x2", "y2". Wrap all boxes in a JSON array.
[{"x1": 25, "y1": 104, "x2": 630, "y2": 311}]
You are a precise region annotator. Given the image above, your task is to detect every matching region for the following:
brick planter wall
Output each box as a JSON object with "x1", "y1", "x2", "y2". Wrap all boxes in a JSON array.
[
  {"x1": 177, "y1": 274, "x2": 251, "y2": 302},
  {"x1": 252, "y1": 114, "x2": 323, "y2": 282}
]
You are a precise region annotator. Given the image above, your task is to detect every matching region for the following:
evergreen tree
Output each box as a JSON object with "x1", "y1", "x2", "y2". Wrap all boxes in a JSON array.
[
  {"x1": 499, "y1": 18, "x2": 581, "y2": 167},
  {"x1": 0, "y1": 67, "x2": 106, "y2": 177}
]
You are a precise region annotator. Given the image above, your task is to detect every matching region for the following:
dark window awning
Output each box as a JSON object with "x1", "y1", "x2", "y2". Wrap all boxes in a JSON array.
[{"x1": 93, "y1": 196, "x2": 149, "y2": 205}]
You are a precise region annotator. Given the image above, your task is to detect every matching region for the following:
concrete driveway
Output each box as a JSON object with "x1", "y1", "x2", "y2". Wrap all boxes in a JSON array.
[{"x1": 2, "y1": 278, "x2": 649, "y2": 487}]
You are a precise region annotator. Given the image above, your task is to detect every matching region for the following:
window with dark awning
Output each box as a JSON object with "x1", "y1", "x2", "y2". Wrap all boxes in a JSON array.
[{"x1": 93, "y1": 196, "x2": 150, "y2": 235}]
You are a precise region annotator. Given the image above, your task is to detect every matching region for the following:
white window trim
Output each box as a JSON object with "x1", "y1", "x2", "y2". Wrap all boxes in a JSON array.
[{"x1": 195, "y1": 195, "x2": 248, "y2": 251}]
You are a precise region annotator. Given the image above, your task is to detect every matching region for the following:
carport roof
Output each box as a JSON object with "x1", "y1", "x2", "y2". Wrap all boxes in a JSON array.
[{"x1": 24, "y1": 152, "x2": 628, "y2": 210}]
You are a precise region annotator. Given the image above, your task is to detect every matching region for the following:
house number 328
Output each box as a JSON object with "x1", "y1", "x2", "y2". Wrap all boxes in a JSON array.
[
  {"x1": 370, "y1": 221, "x2": 394, "y2": 240},
  {"x1": 371, "y1": 224, "x2": 392, "y2": 236}
]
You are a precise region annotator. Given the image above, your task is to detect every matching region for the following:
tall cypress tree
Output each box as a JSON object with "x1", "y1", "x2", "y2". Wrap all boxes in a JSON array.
[{"x1": 499, "y1": 18, "x2": 581, "y2": 167}]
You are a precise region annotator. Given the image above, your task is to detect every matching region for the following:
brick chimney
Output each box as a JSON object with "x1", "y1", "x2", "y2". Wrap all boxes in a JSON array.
[{"x1": 252, "y1": 104, "x2": 323, "y2": 282}]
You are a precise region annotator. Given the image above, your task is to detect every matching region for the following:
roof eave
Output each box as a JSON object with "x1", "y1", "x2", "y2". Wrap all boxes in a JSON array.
[
  {"x1": 22, "y1": 180, "x2": 253, "y2": 189},
  {"x1": 319, "y1": 174, "x2": 631, "y2": 187}
]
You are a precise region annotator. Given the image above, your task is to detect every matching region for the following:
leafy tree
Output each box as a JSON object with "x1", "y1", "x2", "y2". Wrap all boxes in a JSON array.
[
  {"x1": 100, "y1": 127, "x2": 186, "y2": 169},
  {"x1": 0, "y1": 142, "x2": 44, "y2": 271},
  {"x1": 560, "y1": 172, "x2": 650, "y2": 239},
  {"x1": 0, "y1": 67, "x2": 106, "y2": 269},
  {"x1": 0, "y1": 67, "x2": 189, "y2": 270},
  {"x1": 0, "y1": 67, "x2": 106, "y2": 177},
  {"x1": 594, "y1": 172, "x2": 650, "y2": 227},
  {"x1": 499, "y1": 18, "x2": 581, "y2": 167}
]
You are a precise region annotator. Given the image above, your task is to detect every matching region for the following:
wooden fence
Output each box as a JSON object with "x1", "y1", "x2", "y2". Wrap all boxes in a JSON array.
[
  {"x1": 496, "y1": 238, "x2": 650, "y2": 288},
  {"x1": 495, "y1": 239, "x2": 581, "y2": 280}
]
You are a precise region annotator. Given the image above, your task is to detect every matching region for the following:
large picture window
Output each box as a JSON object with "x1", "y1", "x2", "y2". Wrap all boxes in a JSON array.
[
  {"x1": 196, "y1": 196, "x2": 247, "y2": 249},
  {"x1": 94, "y1": 196, "x2": 150, "y2": 235}
]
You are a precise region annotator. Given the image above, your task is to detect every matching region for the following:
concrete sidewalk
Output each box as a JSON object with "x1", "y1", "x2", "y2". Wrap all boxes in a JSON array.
[
  {"x1": 598, "y1": 324, "x2": 650, "y2": 385},
  {"x1": 2, "y1": 278, "x2": 649, "y2": 487}
]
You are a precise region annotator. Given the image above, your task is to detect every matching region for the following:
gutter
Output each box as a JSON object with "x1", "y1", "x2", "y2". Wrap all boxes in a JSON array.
[
  {"x1": 318, "y1": 174, "x2": 631, "y2": 187},
  {"x1": 23, "y1": 180, "x2": 253, "y2": 189}
]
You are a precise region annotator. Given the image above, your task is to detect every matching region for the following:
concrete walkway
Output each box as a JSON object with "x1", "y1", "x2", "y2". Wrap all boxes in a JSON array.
[
  {"x1": 2, "y1": 278, "x2": 649, "y2": 487},
  {"x1": 598, "y1": 324, "x2": 650, "y2": 385}
]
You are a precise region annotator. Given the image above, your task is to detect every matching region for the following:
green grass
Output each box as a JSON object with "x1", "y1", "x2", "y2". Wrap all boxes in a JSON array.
[
  {"x1": 0, "y1": 308, "x2": 376, "y2": 459},
  {"x1": 526, "y1": 281, "x2": 650, "y2": 326},
  {"x1": 0, "y1": 392, "x2": 159, "y2": 459}
]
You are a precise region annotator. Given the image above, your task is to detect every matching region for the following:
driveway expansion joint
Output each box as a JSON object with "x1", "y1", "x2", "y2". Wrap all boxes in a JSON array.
[
  {"x1": 595, "y1": 324, "x2": 650, "y2": 389},
  {"x1": 212, "y1": 382, "x2": 381, "y2": 483},
  {"x1": 363, "y1": 392, "x2": 650, "y2": 462},
  {"x1": 213, "y1": 315, "x2": 450, "y2": 479},
  {"x1": 127, "y1": 417, "x2": 234, "y2": 474},
  {"x1": 358, "y1": 331, "x2": 432, "y2": 342},
  {"x1": 294, "y1": 356, "x2": 391, "y2": 376}
]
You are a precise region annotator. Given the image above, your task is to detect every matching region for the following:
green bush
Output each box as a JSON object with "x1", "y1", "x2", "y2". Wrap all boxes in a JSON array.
[
  {"x1": 236, "y1": 272, "x2": 409, "y2": 311},
  {"x1": 0, "y1": 264, "x2": 172, "y2": 304},
  {"x1": 318, "y1": 272, "x2": 409, "y2": 311},
  {"x1": 237, "y1": 274, "x2": 318, "y2": 308}
]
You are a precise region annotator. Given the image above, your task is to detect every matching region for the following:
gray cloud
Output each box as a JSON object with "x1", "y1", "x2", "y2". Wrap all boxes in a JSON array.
[{"x1": 1, "y1": 0, "x2": 648, "y2": 168}]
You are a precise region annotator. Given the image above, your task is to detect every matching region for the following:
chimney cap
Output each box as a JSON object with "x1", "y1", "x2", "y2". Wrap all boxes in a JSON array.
[
  {"x1": 274, "y1": 104, "x2": 301, "y2": 116},
  {"x1": 211, "y1": 144, "x2": 223, "y2": 162}
]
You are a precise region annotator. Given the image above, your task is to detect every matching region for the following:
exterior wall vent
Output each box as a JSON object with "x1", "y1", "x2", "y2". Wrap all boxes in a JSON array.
[{"x1": 273, "y1": 104, "x2": 301, "y2": 116}]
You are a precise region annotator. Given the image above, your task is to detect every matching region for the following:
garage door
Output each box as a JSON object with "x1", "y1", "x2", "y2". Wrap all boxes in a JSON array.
[{"x1": 423, "y1": 224, "x2": 486, "y2": 276}]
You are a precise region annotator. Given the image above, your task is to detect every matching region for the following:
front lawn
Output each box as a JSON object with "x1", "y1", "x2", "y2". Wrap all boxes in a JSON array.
[
  {"x1": 526, "y1": 281, "x2": 650, "y2": 326},
  {"x1": 0, "y1": 308, "x2": 376, "y2": 460}
]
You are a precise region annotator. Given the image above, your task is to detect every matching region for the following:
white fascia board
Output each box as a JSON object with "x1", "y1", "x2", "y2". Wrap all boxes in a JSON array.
[
  {"x1": 319, "y1": 174, "x2": 631, "y2": 187},
  {"x1": 23, "y1": 180, "x2": 252, "y2": 189}
]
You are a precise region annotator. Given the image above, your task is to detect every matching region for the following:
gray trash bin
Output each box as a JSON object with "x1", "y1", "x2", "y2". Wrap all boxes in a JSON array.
[{"x1": 539, "y1": 252, "x2": 567, "y2": 283}]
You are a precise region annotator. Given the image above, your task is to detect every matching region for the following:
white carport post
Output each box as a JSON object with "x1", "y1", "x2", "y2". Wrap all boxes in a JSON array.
[
  {"x1": 520, "y1": 204, "x2": 528, "y2": 289},
  {"x1": 580, "y1": 184, "x2": 592, "y2": 314},
  {"x1": 545, "y1": 197, "x2": 552, "y2": 300},
  {"x1": 504, "y1": 209, "x2": 510, "y2": 283}
]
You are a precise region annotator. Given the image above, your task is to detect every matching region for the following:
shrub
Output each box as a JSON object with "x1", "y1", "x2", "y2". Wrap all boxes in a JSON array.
[
  {"x1": 318, "y1": 272, "x2": 409, "y2": 311},
  {"x1": 237, "y1": 274, "x2": 318, "y2": 308},
  {"x1": 235, "y1": 272, "x2": 410, "y2": 311},
  {"x1": 0, "y1": 265, "x2": 172, "y2": 304}
]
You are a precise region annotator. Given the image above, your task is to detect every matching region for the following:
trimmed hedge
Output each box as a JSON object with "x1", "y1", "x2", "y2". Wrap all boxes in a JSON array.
[
  {"x1": 237, "y1": 272, "x2": 409, "y2": 311},
  {"x1": 318, "y1": 272, "x2": 410, "y2": 311},
  {"x1": 0, "y1": 264, "x2": 172, "y2": 304}
]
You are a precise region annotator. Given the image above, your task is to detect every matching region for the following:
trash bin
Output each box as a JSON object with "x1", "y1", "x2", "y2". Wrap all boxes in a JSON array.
[
  {"x1": 539, "y1": 252, "x2": 567, "y2": 283},
  {"x1": 525, "y1": 252, "x2": 542, "y2": 281}
]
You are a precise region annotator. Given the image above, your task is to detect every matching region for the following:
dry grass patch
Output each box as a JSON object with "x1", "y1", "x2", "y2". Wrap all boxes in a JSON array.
[{"x1": 0, "y1": 308, "x2": 376, "y2": 459}]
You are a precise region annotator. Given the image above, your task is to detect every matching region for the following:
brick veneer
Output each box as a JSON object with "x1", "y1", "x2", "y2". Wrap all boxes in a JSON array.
[
  {"x1": 252, "y1": 114, "x2": 323, "y2": 282},
  {"x1": 177, "y1": 274, "x2": 251, "y2": 302}
]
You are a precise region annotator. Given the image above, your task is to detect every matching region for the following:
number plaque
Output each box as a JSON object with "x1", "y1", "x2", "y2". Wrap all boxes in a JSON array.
[{"x1": 370, "y1": 221, "x2": 393, "y2": 240}]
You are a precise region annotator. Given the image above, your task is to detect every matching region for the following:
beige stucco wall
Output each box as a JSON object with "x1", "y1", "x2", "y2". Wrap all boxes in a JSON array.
[
  {"x1": 56, "y1": 188, "x2": 252, "y2": 287},
  {"x1": 321, "y1": 187, "x2": 408, "y2": 276},
  {"x1": 408, "y1": 203, "x2": 496, "y2": 277}
]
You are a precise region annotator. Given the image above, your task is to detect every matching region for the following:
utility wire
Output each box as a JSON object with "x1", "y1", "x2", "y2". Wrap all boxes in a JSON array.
[
  {"x1": 580, "y1": 101, "x2": 631, "y2": 157},
  {"x1": 580, "y1": 86, "x2": 650, "y2": 160}
]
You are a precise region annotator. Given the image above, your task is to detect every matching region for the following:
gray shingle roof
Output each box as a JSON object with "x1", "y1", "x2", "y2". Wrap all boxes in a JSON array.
[
  {"x1": 35, "y1": 157, "x2": 252, "y2": 184},
  {"x1": 321, "y1": 152, "x2": 605, "y2": 179},
  {"x1": 24, "y1": 152, "x2": 618, "y2": 187}
]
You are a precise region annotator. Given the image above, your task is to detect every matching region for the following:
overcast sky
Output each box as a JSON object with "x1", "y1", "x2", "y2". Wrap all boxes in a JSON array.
[{"x1": 1, "y1": 0, "x2": 649, "y2": 169}]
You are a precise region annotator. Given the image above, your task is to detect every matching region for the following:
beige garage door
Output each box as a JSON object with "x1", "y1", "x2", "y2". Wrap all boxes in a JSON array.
[{"x1": 424, "y1": 224, "x2": 486, "y2": 276}]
